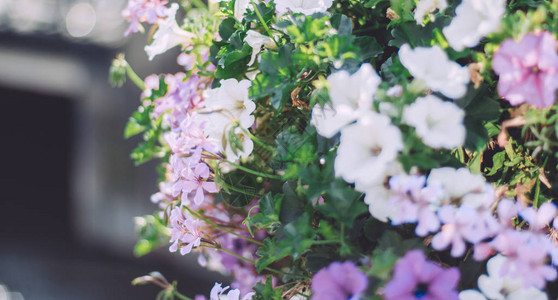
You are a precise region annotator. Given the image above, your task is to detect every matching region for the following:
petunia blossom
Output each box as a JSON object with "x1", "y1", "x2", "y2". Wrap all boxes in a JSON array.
[
  {"x1": 311, "y1": 261, "x2": 368, "y2": 300},
  {"x1": 275, "y1": 0, "x2": 333, "y2": 15},
  {"x1": 403, "y1": 95, "x2": 466, "y2": 149},
  {"x1": 244, "y1": 30, "x2": 277, "y2": 66},
  {"x1": 443, "y1": 0, "x2": 505, "y2": 51},
  {"x1": 384, "y1": 250, "x2": 460, "y2": 300},
  {"x1": 311, "y1": 63, "x2": 381, "y2": 138},
  {"x1": 414, "y1": 0, "x2": 447, "y2": 25},
  {"x1": 145, "y1": 3, "x2": 196, "y2": 60},
  {"x1": 492, "y1": 32, "x2": 558, "y2": 108},
  {"x1": 399, "y1": 44, "x2": 470, "y2": 99},
  {"x1": 334, "y1": 111, "x2": 404, "y2": 191}
]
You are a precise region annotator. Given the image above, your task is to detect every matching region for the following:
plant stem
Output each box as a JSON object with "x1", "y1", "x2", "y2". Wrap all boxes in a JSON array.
[
  {"x1": 173, "y1": 290, "x2": 192, "y2": 300},
  {"x1": 217, "y1": 176, "x2": 265, "y2": 198},
  {"x1": 216, "y1": 247, "x2": 308, "y2": 279},
  {"x1": 183, "y1": 206, "x2": 264, "y2": 246},
  {"x1": 250, "y1": 1, "x2": 274, "y2": 39},
  {"x1": 125, "y1": 63, "x2": 146, "y2": 91},
  {"x1": 189, "y1": 0, "x2": 207, "y2": 10},
  {"x1": 239, "y1": 127, "x2": 277, "y2": 154},
  {"x1": 225, "y1": 160, "x2": 283, "y2": 180}
]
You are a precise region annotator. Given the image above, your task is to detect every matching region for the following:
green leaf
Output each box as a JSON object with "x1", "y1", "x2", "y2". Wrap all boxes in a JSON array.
[
  {"x1": 253, "y1": 276, "x2": 282, "y2": 300},
  {"x1": 487, "y1": 151, "x2": 506, "y2": 176},
  {"x1": 255, "y1": 238, "x2": 292, "y2": 273},
  {"x1": 317, "y1": 180, "x2": 367, "y2": 227},
  {"x1": 218, "y1": 18, "x2": 236, "y2": 41}
]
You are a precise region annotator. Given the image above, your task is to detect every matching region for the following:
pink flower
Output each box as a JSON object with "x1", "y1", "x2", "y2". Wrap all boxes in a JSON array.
[
  {"x1": 122, "y1": 0, "x2": 168, "y2": 36},
  {"x1": 519, "y1": 201, "x2": 557, "y2": 231},
  {"x1": 174, "y1": 160, "x2": 219, "y2": 207},
  {"x1": 493, "y1": 31, "x2": 558, "y2": 108},
  {"x1": 169, "y1": 207, "x2": 203, "y2": 255},
  {"x1": 387, "y1": 175, "x2": 443, "y2": 236},
  {"x1": 432, "y1": 205, "x2": 491, "y2": 257},
  {"x1": 384, "y1": 250, "x2": 460, "y2": 300}
]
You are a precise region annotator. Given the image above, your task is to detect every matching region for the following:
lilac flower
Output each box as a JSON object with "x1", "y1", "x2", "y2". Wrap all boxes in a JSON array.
[
  {"x1": 122, "y1": 0, "x2": 168, "y2": 36},
  {"x1": 519, "y1": 201, "x2": 557, "y2": 231},
  {"x1": 174, "y1": 160, "x2": 219, "y2": 207},
  {"x1": 493, "y1": 31, "x2": 558, "y2": 108},
  {"x1": 387, "y1": 175, "x2": 443, "y2": 236},
  {"x1": 164, "y1": 113, "x2": 219, "y2": 155},
  {"x1": 169, "y1": 207, "x2": 203, "y2": 255},
  {"x1": 311, "y1": 261, "x2": 368, "y2": 300},
  {"x1": 384, "y1": 250, "x2": 460, "y2": 300},
  {"x1": 432, "y1": 205, "x2": 487, "y2": 257},
  {"x1": 209, "y1": 283, "x2": 254, "y2": 300}
]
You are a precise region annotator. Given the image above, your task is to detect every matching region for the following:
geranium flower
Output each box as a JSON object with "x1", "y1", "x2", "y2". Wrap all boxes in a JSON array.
[
  {"x1": 145, "y1": 3, "x2": 196, "y2": 60},
  {"x1": 403, "y1": 95, "x2": 466, "y2": 149},
  {"x1": 169, "y1": 207, "x2": 204, "y2": 255},
  {"x1": 275, "y1": 0, "x2": 333, "y2": 15},
  {"x1": 492, "y1": 32, "x2": 558, "y2": 108},
  {"x1": 399, "y1": 44, "x2": 470, "y2": 99},
  {"x1": 209, "y1": 283, "x2": 254, "y2": 300},
  {"x1": 311, "y1": 261, "x2": 368, "y2": 300},
  {"x1": 414, "y1": 0, "x2": 447, "y2": 25},
  {"x1": 443, "y1": 0, "x2": 505, "y2": 51},
  {"x1": 384, "y1": 250, "x2": 460, "y2": 300},
  {"x1": 335, "y1": 111, "x2": 403, "y2": 191},
  {"x1": 519, "y1": 201, "x2": 557, "y2": 231},
  {"x1": 176, "y1": 161, "x2": 219, "y2": 206},
  {"x1": 122, "y1": 0, "x2": 168, "y2": 36},
  {"x1": 311, "y1": 63, "x2": 381, "y2": 138}
]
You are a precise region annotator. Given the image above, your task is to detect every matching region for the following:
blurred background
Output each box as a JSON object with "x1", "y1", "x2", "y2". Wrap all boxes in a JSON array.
[{"x1": 0, "y1": 0, "x2": 221, "y2": 299}]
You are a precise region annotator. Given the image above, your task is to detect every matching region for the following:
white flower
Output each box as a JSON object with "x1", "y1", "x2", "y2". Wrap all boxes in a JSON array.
[
  {"x1": 311, "y1": 64, "x2": 381, "y2": 138},
  {"x1": 399, "y1": 44, "x2": 470, "y2": 99},
  {"x1": 335, "y1": 111, "x2": 404, "y2": 190},
  {"x1": 427, "y1": 167, "x2": 487, "y2": 207},
  {"x1": 210, "y1": 283, "x2": 254, "y2": 300},
  {"x1": 364, "y1": 185, "x2": 395, "y2": 222},
  {"x1": 443, "y1": 0, "x2": 505, "y2": 51},
  {"x1": 415, "y1": 0, "x2": 448, "y2": 24},
  {"x1": 275, "y1": 0, "x2": 333, "y2": 15},
  {"x1": 203, "y1": 79, "x2": 256, "y2": 161},
  {"x1": 461, "y1": 255, "x2": 549, "y2": 300},
  {"x1": 145, "y1": 4, "x2": 196, "y2": 61},
  {"x1": 244, "y1": 30, "x2": 277, "y2": 66},
  {"x1": 234, "y1": 0, "x2": 250, "y2": 20},
  {"x1": 403, "y1": 95, "x2": 465, "y2": 149}
]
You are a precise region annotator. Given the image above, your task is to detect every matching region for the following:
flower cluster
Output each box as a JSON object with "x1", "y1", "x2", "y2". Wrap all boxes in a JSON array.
[{"x1": 116, "y1": 0, "x2": 558, "y2": 299}]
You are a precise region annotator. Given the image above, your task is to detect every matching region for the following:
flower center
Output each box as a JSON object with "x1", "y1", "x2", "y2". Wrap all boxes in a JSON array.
[
  {"x1": 414, "y1": 283, "x2": 429, "y2": 298},
  {"x1": 531, "y1": 66, "x2": 541, "y2": 74},
  {"x1": 370, "y1": 146, "x2": 382, "y2": 156}
]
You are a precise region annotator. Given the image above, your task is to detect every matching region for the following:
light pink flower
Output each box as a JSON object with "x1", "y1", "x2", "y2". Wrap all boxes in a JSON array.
[
  {"x1": 519, "y1": 201, "x2": 557, "y2": 231},
  {"x1": 122, "y1": 0, "x2": 168, "y2": 36},
  {"x1": 175, "y1": 161, "x2": 219, "y2": 206},
  {"x1": 493, "y1": 31, "x2": 558, "y2": 108},
  {"x1": 169, "y1": 207, "x2": 203, "y2": 255}
]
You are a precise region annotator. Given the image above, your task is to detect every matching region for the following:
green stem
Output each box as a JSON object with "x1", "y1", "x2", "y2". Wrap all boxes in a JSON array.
[
  {"x1": 173, "y1": 291, "x2": 192, "y2": 300},
  {"x1": 225, "y1": 160, "x2": 283, "y2": 180},
  {"x1": 250, "y1": 1, "x2": 274, "y2": 38},
  {"x1": 217, "y1": 176, "x2": 265, "y2": 198},
  {"x1": 189, "y1": 0, "x2": 207, "y2": 10},
  {"x1": 125, "y1": 63, "x2": 146, "y2": 91},
  {"x1": 217, "y1": 247, "x2": 308, "y2": 279},
  {"x1": 311, "y1": 240, "x2": 340, "y2": 245},
  {"x1": 183, "y1": 206, "x2": 264, "y2": 246},
  {"x1": 239, "y1": 127, "x2": 277, "y2": 154}
]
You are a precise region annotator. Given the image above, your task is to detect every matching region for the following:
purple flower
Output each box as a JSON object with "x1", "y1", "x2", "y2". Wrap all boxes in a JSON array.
[
  {"x1": 169, "y1": 207, "x2": 203, "y2": 255},
  {"x1": 384, "y1": 250, "x2": 460, "y2": 300},
  {"x1": 493, "y1": 31, "x2": 558, "y2": 108},
  {"x1": 311, "y1": 261, "x2": 368, "y2": 300},
  {"x1": 122, "y1": 0, "x2": 168, "y2": 36}
]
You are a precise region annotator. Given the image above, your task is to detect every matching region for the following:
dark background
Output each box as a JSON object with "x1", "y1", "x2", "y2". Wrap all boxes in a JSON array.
[{"x1": 0, "y1": 1, "x2": 220, "y2": 299}]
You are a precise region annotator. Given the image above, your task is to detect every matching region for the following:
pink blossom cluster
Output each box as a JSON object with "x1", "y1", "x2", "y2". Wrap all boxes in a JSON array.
[
  {"x1": 122, "y1": 0, "x2": 169, "y2": 36},
  {"x1": 383, "y1": 170, "x2": 558, "y2": 289}
]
